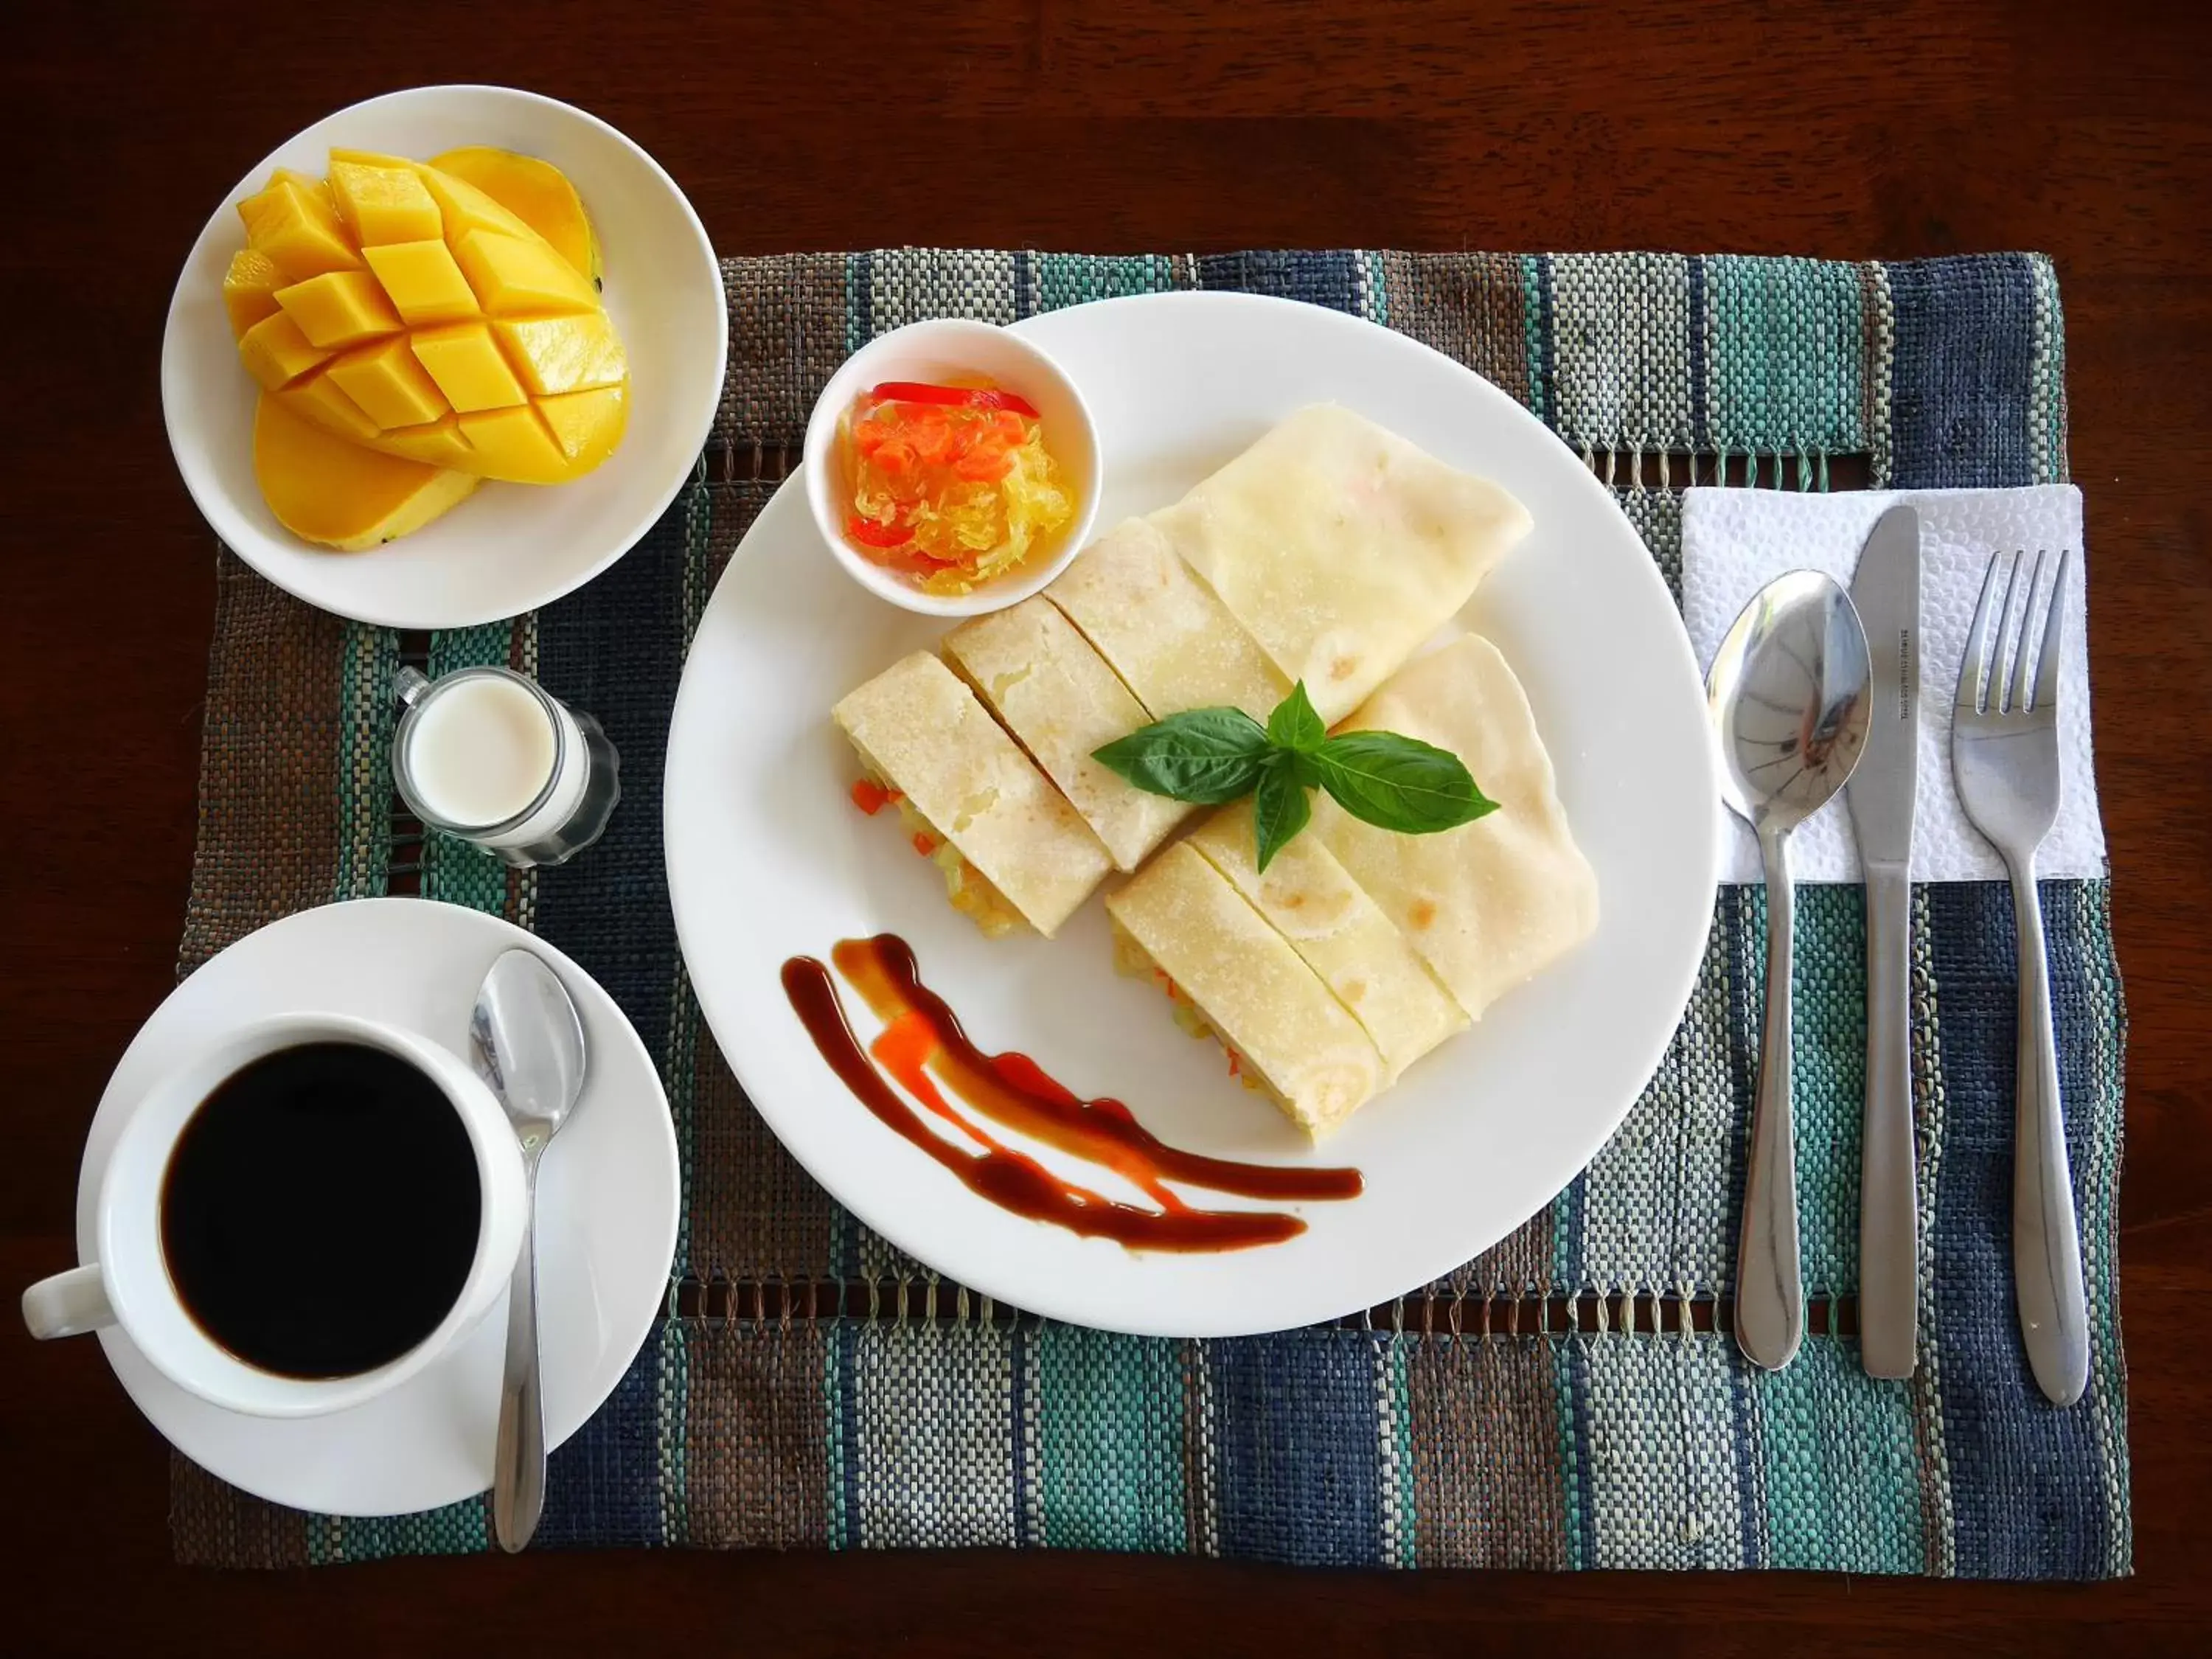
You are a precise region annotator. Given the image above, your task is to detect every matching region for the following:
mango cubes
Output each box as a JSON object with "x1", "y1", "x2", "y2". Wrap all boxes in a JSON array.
[{"x1": 229, "y1": 146, "x2": 627, "y2": 546}]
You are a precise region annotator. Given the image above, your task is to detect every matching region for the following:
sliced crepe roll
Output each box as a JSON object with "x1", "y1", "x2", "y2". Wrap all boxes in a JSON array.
[
  {"x1": 1188, "y1": 800, "x2": 1467, "y2": 1082},
  {"x1": 1312, "y1": 635, "x2": 1598, "y2": 1019},
  {"x1": 942, "y1": 597, "x2": 1191, "y2": 872},
  {"x1": 1044, "y1": 517, "x2": 1290, "y2": 723},
  {"x1": 832, "y1": 652, "x2": 1111, "y2": 939},
  {"x1": 1105, "y1": 842, "x2": 1384, "y2": 1138},
  {"x1": 1148, "y1": 405, "x2": 1533, "y2": 724}
]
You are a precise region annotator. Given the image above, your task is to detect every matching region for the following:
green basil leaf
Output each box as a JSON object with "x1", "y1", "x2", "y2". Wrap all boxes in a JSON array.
[
  {"x1": 1312, "y1": 730, "x2": 1497, "y2": 833},
  {"x1": 1265, "y1": 681, "x2": 1326, "y2": 755},
  {"x1": 1251, "y1": 753, "x2": 1312, "y2": 873},
  {"x1": 1092, "y1": 707, "x2": 1271, "y2": 804}
]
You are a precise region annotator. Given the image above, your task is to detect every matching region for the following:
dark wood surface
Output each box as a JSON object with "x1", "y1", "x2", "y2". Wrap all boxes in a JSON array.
[{"x1": 4, "y1": 1, "x2": 2208, "y2": 1652}]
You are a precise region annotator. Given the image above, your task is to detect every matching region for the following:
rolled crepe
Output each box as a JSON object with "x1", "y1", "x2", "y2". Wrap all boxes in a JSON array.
[
  {"x1": 1149, "y1": 405, "x2": 1533, "y2": 724},
  {"x1": 1044, "y1": 517, "x2": 1289, "y2": 723},
  {"x1": 1313, "y1": 635, "x2": 1598, "y2": 1019},
  {"x1": 832, "y1": 652, "x2": 1110, "y2": 938},
  {"x1": 1189, "y1": 801, "x2": 1467, "y2": 1082},
  {"x1": 1106, "y1": 842, "x2": 1383, "y2": 1137},
  {"x1": 942, "y1": 597, "x2": 1190, "y2": 873}
]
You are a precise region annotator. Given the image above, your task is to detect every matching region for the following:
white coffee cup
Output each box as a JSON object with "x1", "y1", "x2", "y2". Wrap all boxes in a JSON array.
[{"x1": 20, "y1": 1012, "x2": 526, "y2": 1419}]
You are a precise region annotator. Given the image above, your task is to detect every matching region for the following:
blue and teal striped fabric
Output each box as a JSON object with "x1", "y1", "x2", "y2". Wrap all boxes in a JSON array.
[{"x1": 173, "y1": 251, "x2": 2128, "y2": 1578}]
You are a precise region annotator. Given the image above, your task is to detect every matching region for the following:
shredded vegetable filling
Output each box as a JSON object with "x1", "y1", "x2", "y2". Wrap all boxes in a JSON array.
[{"x1": 841, "y1": 381, "x2": 1075, "y2": 596}]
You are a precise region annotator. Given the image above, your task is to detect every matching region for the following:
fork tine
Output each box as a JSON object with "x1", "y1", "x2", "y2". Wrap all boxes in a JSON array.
[
  {"x1": 2032, "y1": 548, "x2": 2072, "y2": 712},
  {"x1": 1994, "y1": 548, "x2": 2031, "y2": 712},
  {"x1": 1958, "y1": 549, "x2": 2008, "y2": 713},
  {"x1": 2009, "y1": 549, "x2": 2048, "y2": 714}
]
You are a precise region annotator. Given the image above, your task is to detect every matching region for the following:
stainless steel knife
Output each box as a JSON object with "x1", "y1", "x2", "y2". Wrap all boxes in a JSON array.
[{"x1": 1846, "y1": 502, "x2": 1923, "y2": 1379}]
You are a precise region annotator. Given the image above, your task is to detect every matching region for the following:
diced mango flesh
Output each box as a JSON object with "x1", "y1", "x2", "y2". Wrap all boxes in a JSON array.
[
  {"x1": 493, "y1": 313, "x2": 627, "y2": 395},
  {"x1": 453, "y1": 230, "x2": 598, "y2": 316},
  {"x1": 275, "y1": 269, "x2": 402, "y2": 349},
  {"x1": 223, "y1": 249, "x2": 289, "y2": 337},
  {"x1": 537, "y1": 385, "x2": 628, "y2": 472},
  {"x1": 414, "y1": 164, "x2": 536, "y2": 242},
  {"x1": 253, "y1": 394, "x2": 479, "y2": 551},
  {"x1": 374, "y1": 413, "x2": 478, "y2": 467},
  {"x1": 237, "y1": 175, "x2": 362, "y2": 281},
  {"x1": 328, "y1": 160, "x2": 442, "y2": 246},
  {"x1": 327, "y1": 335, "x2": 451, "y2": 429},
  {"x1": 361, "y1": 239, "x2": 480, "y2": 325},
  {"x1": 456, "y1": 404, "x2": 571, "y2": 483},
  {"x1": 238, "y1": 310, "x2": 333, "y2": 389},
  {"x1": 431, "y1": 147, "x2": 597, "y2": 281},
  {"x1": 409, "y1": 321, "x2": 527, "y2": 413},
  {"x1": 232, "y1": 147, "x2": 628, "y2": 499},
  {"x1": 280, "y1": 371, "x2": 384, "y2": 445}
]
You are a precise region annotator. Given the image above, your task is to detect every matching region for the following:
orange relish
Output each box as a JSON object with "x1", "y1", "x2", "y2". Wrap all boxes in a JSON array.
[{"x1": 839, "y1": 380, "x2": 1075, "y2": 594}]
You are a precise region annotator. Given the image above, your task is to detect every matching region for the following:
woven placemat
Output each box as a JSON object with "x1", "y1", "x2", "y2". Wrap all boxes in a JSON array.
[{"x1": 167, "y1": 250, "x2": 2128, "y2": 1576}]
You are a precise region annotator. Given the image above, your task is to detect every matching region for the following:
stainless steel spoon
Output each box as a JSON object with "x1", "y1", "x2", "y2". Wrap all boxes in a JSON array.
[
  {"x1": 1706, "y1": 572, "x2": 1872, "y2": 1371},
  {"x1": 470, "y1": 949, "x2": 588, "y2": 1553}
]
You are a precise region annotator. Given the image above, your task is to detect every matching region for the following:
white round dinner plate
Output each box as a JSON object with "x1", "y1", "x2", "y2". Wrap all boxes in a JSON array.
[
  {"x1": 161, "y1": 85, "x2": 726, "y2": 630},
  {"x1": 74, "y1": 899, "x2": 678, "y2": 1516},
  {"x1": 664, "y1": 291, "x2": 1719, "y2": 1338}
]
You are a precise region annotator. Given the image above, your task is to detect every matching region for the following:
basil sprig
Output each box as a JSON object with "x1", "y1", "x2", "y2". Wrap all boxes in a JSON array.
[{"x1": 1094, "y1": 681, "x2": 1496, "y2": 871}]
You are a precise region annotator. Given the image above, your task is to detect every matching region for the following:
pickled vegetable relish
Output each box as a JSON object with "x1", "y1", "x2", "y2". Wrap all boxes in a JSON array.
[{"x1": 841, "y1": 381, "x2": 1076, "y2": 594}]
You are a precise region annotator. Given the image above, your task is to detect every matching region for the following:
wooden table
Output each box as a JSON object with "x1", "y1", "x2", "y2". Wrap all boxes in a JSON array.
[{"x1": 5, "y1": 1, "x2": 2206, "y2": 1651}]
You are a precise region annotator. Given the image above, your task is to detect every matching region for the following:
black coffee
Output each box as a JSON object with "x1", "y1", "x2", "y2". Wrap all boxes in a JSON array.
[{"x1": 159, "y1": 1042, "x2": 481, "y2": 1379}]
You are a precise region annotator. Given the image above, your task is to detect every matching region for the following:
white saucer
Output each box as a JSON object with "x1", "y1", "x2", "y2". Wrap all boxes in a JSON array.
[{"x1": 74, "y1": 899, "x2": 678, "y2": 1517}]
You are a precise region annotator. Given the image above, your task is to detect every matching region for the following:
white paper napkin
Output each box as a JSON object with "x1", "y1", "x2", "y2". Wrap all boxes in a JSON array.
[{"x1": 1680, "y1": 485, "x2": 2106, "y2": 885}]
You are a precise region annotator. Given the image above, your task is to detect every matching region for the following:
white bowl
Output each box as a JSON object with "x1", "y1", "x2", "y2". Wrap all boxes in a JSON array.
[
  {"x1": 801, "y1": 318, "x2": 1102, "y2": 618},
  {"x1": 160, "y1": 85, "x2": 727, "y2": 630}
]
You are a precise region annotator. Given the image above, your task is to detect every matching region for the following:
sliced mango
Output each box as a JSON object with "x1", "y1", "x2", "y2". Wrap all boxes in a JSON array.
[
  {"x1": 237, "y1": 310, "x2": 332, "y2": 389},
  {"x1": 361, "y1": 238, "x2": 480, "y2": 326},
  {"x1": 430, "y1": 146, "x2": 599, "y2": 282},
  {"x1": 493, "y1": 313, "x2": 627, "y2": 395},
  {"x1": 326, "y1": 335, "x2": 451, "y2": 429},
  {"x1": 374, "y1": 413, "x2": 478, "y2": 467},
  {"x1": 237, "y1": 172, "x2": 361, "y2": 281},
  {"x1": 538, "y1": 384, "x2": 627, "y2": 472},
  {"x1": 223, "y1": 249, "x2": 290, "y2": 337},
  {"x1": 412, "y1": 164, "x2": 537, "y2": 243},
  {"x1": 329, "y1": 159, "x2": 442, "y2": 246},
  {"x1": 254, "y1": 393, "x2": 479, "y2": 551},
  {"x1": 229, "y1": 147, "x2": 627, "y2": 497},
  {"x1": 409, "y1": 320, "x2": 527, "y2": 412},
  {"x1": 274, "y1": 269, "x2": 402, "y2": 349},
  {"x1": 452, "y1": 229, "x2": 598, "y2": 315},
  {"x1": 280, "y1": 370, "x2": 386, "y2": 445}
]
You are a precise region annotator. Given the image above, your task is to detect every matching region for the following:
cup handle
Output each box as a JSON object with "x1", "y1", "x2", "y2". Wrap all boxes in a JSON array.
[{"x1": 22, "y1": 1264, "x2": 114, "y2": 1340}]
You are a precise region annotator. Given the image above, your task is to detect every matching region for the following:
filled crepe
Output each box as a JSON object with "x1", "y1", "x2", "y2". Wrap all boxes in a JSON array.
[
  {"x1": 833, "y1": 652, "x2": 1110, "y2": 938},
  {"x1": 1188, "y1": 801, "x2": 1467, "y2": 1082},
  {"x1": 1147, "y1": 405, "x2": 1532, "y2": 723},
  {"x1": 1312, "y1": 635, "x2": 1598, "y2": 1019},
  {"x1": 1105, "y1": 842, "x2": 1385, "y2": 1137},
  {"x1": 942, "y1": 597, "x2": 1189, "y2": 872},
  {"x1": 1044, "y1": 517, "x2": 1290, "y2": 723}
]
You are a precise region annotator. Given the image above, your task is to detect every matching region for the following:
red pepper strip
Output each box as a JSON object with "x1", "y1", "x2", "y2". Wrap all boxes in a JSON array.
[
  {"x1": 870, "y1": 380, "x2": 1040, "y2": 419},
  {"x1": 845, "y1": 515, "x2": 914, "y2": 549}
]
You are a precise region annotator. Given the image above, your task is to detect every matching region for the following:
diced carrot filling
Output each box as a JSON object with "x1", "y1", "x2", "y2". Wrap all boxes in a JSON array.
[
  {"x1": 912, "y1": 831, "x2": 939, "y2": 857},
  {"x1": 851, "y1": 778, "x2": 891, "y2": 815}
]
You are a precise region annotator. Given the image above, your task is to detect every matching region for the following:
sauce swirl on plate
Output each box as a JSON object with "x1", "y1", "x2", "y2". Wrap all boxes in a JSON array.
[{"x1": 780, "y1": 935, "x2": 1361, "y2": 1253}]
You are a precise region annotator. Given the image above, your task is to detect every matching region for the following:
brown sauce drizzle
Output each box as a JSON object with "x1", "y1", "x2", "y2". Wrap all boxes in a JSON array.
[{"x1": 780, "y1": 934, "x2": 1361, "y2": 1253}]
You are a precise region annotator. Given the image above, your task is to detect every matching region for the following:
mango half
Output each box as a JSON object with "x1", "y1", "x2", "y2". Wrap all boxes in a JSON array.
[
  {"x1": 229, "y1": 149, "x2": 627, "y2": 490},
  {"x1": 254, "y1": 393, "x2": 481, "y2": 552}
]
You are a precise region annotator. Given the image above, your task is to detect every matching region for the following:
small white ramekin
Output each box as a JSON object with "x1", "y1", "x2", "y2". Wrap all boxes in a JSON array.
[{"x1": 802, "y1": 318, "x2": 1102, "y2": 619}]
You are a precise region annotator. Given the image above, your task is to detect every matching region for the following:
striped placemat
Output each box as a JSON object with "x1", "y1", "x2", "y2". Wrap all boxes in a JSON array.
[{"x1": 170, "y1": 250, "x2": 2128, "y2": 1576}]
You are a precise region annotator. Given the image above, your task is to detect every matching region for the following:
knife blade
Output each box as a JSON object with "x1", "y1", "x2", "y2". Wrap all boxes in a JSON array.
[{"x1": 1846, "y1": 501, "x2": 1922, "y2": 1380}]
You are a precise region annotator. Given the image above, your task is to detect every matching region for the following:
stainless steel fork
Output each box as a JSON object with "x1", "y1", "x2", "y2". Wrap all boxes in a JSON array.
[{"x1": 1950, "y1": 548, "x2": 2088, "y2": 1407}]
